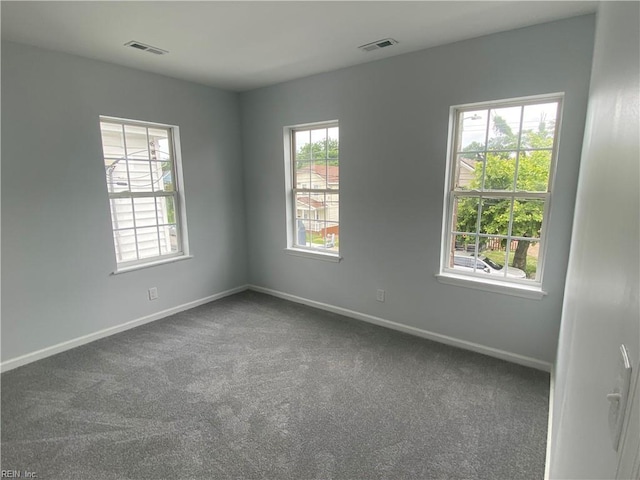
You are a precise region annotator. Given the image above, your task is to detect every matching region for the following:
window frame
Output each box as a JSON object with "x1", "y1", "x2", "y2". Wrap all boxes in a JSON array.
[
  {"x1": 99, "y1": 116, "x2": 190, "y2": 272},
  {"x1": 439, "y1": 93, "x2": 564, "y2": 293},
  {"x1": 284, "y1": 120, "x2": 341, "y2": 261}
]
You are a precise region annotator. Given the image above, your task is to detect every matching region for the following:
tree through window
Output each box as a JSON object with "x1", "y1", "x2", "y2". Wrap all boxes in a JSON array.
[
  {"x1": 289, "y1": 122, "x2": 340, "y2": 255},
  {"x1": 443, "y1": 96, "x2": 562, "y2": 283}
]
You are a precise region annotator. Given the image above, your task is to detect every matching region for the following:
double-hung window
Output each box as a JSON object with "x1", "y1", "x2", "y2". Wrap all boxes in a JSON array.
[
  {"x1": 440, "y1": 95, "x2": 562, "y2": 289},
  {"x1": 286, "y1": 122, "x2": 340, "y2": 258},
  {"x1": 99, "y1": 117, "x2": 188, "y2": 270}
]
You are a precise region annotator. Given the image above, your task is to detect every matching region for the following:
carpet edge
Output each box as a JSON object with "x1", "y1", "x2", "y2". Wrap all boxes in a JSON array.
[
  {"x1": 0, "y1": 284, "x2": 250, "y2": 373},
  {"x1": 249, "y1": 284, "x2": 552, "y2": 372}
]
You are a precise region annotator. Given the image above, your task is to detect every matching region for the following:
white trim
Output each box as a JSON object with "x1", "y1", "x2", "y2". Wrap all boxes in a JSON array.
[
  {"x1": 0, "y1": 285, "x2": 249, "y2": 373},
  {"x1": 544, "y1": 365, "x2": 555, "y2": 480},
  {"x1": 454, "y1": 92, "x2": 565, "y2": 111},
  {"x1": 172, "y1": 124, "x2": 191, "y2": 259},
  {"x1": 284, "y1": 247, "x2": 341, "y2": 262},
  {"x1": 100, "y1": 115, "x2": 175, "y2": 129},
  {"x1": 436, "y1": 272, "x2": 546, "y2": 300},
  {"x1": 284, "y1": 120, "x2": 340, "y2": 255},
  {"x1": 248, "y1": 284, "x2": 551, "y2": 372},
  {"x1": 112, "y1": 254, "x2": 193, "y2": 275},
  {"x1": 99, "y1": 116, "x2": 191, "y2": 267},
  {"x1": 440, "y1": 93, "x2": 564, "y2": 288}
]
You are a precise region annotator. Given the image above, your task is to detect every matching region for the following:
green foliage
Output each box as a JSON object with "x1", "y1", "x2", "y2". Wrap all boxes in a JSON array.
[
  {"x1": 296, "y1": 139, "x2": 339, "y2": 168},
  {"x1": 456, "y1": 198, "x2": 479, "y2": 233},
  {"x1": 455, "y1": 112, "x2": 554, "y2": 269},
  {"x1": 167, "y1": 201, "x2": 175, "y2": 224},
  {"x1": 306, "y1": 232, "x2": 339, "y2": 248}
]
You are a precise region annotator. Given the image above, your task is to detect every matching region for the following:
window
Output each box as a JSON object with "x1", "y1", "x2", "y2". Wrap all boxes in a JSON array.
[
  {"x1": 441, "y1": 95, "x2": 562, "y2": 287},
  {"x1": 286, "y1": 122, "x2": 339, "y2": 257},
  {"x1": 99, "y1": 117, "x2": 188, "y2": 270}
]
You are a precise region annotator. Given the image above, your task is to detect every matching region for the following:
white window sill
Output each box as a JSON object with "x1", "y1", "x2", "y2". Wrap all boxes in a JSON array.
[
  {"x1": 435, "y1": 272, "x2": 546, "y2": 300},
  {"x1": 111, "y1": 255, "x2": 193, "y2": 275},
  {"x1": 284, "y1": 248, "x2": 342, "y2": 263}
]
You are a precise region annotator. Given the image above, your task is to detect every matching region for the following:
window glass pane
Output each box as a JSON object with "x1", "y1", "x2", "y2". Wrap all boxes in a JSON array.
[
  {"x1": 295, "y1": 190, "x2": 339, "y2": 248},
  {"x1": 479, "y1": 197, "x2": 512, "y2": 235},
  {"x1": 452, "y1": 196, "x2": 479, "y2": 234},
  {"x1": 296, "y1": 159, "x2": 312, "y2": 189},
  {"x1": 482, "y1": 152, "x2": 517, "y2": 191},
  {"x1": 311, "y1": 193, "x2": 323, "y2": 235},
  {"x1": 295, "y1": 129, "x2": 313, "y2": 188},
  {"x1": 516, "y1": 149, "x2": 551, "y2": 192},
  {"x1": 100, "y1": 118, "x2": 185, "y2": 266},
  {"x1": 148, "y1": 128, "x2": 170, "y2": 161},
  {"x1": 100, "y1": 122, "x2": 125, "y2": 158},
  {"x1": 113, "y1": 229, "x2": 138, "y2": 263},
  {"x1": 328, "y1": 127, "x2": 339, "y2": 159},
  {"x1": 451, "y1": 233, "x2": 477, "y2": 256},
  {"x1": 512, "y1": 199, "x2": 545, "y2": 239},
  {"x1": 458, "y1": 110, "x2": 488, "y2": 152},
  {"x1": 127, "y1": 160, "x2": 154, "y2": 192},
  {"x1": 295, "y1": 191, "x2": 313, "y2": 246},
  {"x1": 507, "y1": 239, "x2": 540, "y2": 280},
  {"x1": 152, "y1": 162, "x2": 174, "y2": 192},
  {"x1": 124, "y1": 125, "x2": 149, "y2": 159},
  {"x1": 488, "y1": 106, "x2": 521, "y2": 150},
  {"x1": 159, "y1": 224, "x2": 178, "y2": 255},
  {"x1": 136, "y1": 226, "x2": 160, "y2": 259},
  {"x1": 291, "y1": 124, "x2": 339, "y2": 253},
  {"x1": 327, "y1": 165, "x2": 339, "y2": 190},
  {"x1": 445, "y1": 99, "x2": 558, "y2": 284},
  {"x1": 310, "y1": 128, "x2": 327, "y2": 160},
  {"x1": 105, "y1": 159, "x2": 129, "y2": 193},
  {"x1": 294, "y1": 217, "x2": 306, "y2": 247},
  {"x1": 110, "y1": 198, "x2": 133, "y2": 230},
  {"x1": 133, "y1": 198, "x2": 158, "y2": 227},
  {"x1": 454, "y1": 154, "x2": 483, "y2": 190},
  {"x1": 479, "y1": 237, "x2": 508, "y2": 278},
  {"x1": 451, "y1": 251, "x2": 479, "y2": 273},
  {"x1": 307, "y1": 228, "x2": 324, "y2": 247},
  {"x1": 520, "y1": 102, "x2": 558, "y2": 149},
  {"x1": 324, "y1": 221, "x2": 339, "y2": 252},
  {"x1": 312, "y1": 164, "x2": 328, "y2": 190},
  {"x1": 295, "y1": 130, "x2": 311, "y2": 160},
  {"x1": 324, "y1": 192, "x2": 339, "y2": 224},
  {"x1": 156, "y1": 196, "x2": 176, "y2": 225}
]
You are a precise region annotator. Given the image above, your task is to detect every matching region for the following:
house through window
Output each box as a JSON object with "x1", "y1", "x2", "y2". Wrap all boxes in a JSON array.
[
  {"x1": 99, "y1": 117, "x2": 188, "y2": 269},
  {"x1": 441, "y1": 95, "x2": 562, "y2": 285},
  {"x1": 289, "y1": 122, "x2": 339, "y2": 254}
]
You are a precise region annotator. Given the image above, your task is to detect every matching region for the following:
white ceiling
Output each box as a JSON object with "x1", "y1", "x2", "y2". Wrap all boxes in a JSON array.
[{"x1": 1, "y1": 1, "x2": 597, "y2": 92}]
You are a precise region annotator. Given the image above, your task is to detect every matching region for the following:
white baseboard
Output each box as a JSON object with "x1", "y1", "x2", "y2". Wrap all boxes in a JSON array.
[
  {"x1": 249, "y1": 284, "x2": 552, "y2": 372},
  {"x1": 3, "y1": 283, "x2": 552, "y2": 374},
  {"x1": 1, "y1": 285, "x2": 250, "y2": 373}
]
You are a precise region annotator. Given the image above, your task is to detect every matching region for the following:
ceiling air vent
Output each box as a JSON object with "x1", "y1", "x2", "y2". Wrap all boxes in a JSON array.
[
  {"x1": 124, "y1": 41, "x2": 168, "y2": 56},
  {"x1": 358, "y1": 38, "x2": 398, "y2": 52}
]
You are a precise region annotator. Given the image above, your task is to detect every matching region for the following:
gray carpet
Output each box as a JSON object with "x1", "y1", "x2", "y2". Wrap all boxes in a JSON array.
[{"x1": 1, "y1": 290, "x2": 549, "y2": 479}]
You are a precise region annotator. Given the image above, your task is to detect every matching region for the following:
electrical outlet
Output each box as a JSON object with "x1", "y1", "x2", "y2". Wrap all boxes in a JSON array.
[
  {"x1": 376, "y1": 289, "x2": 385, "y2": 302},
  {"x1": 148, "y1": 287, "x2": 158, "y2": 301}
]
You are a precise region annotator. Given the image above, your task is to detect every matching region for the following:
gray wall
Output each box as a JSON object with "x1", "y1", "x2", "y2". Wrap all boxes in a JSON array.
[
  {"x1": 241, "y1": 16, "x2": 595, "y2": 364},
  {"x1": 1, "y1": 42, "x2": 247, "y2": 362},
  {"x1": 549, "y1": 3, "x2": 640, "y2": 478}
]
